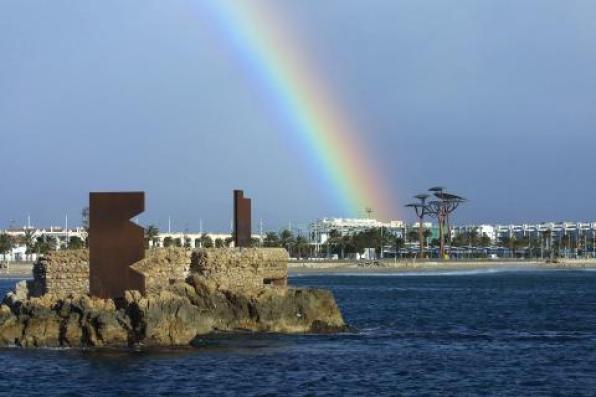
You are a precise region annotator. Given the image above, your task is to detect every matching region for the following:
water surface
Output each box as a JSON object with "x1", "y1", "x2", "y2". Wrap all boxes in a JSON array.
[{"x1": 1, "y1": 270, "x2": 595, "y2": 396}]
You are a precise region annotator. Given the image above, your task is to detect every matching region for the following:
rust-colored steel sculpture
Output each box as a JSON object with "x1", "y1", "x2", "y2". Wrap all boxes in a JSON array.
[
  {"x1": 234, "y1": 190, "x2": 252, "y2": 248},
  {"x1": 89, "y1": 192, "x2": 146, "y2": 298}
]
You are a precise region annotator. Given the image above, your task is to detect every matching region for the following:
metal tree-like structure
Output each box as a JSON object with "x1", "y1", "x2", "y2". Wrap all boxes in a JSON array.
[
  {"x1": 406, "y1": 187, "x2": 466, "y2": 259},
  {"x1": 405, "y1": 194, "x2": 430, "y2": 258}
]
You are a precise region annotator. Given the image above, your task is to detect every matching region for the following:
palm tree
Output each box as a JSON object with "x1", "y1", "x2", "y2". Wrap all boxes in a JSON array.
[
  {"x1": 263, "y1": 232, "x2": 280, "y2": 248},
  {"x1": 466, "y1": 229, "x2": 479, "y2": 247},
  {"x1": 393, "y1": 237, "x2": 404, "y2": 258},
  {"x1": 280, "y1": 229, "x2": 295, "y2": 255},
  {"x1": 145, "y1": 225, "x2": 160, "y2": 248},
  {"x1": 18, "y1": 229, "x2": 35, "y2": 260},
  {"x1": 295, "y1": 235, "x2": 309, "y2": 259},
  {"x1": 200, "y1": 234, "x2": 213, "y2": 248},
  {"x1": 499, "y1": 235, "x2": 513, "y2": 258}
]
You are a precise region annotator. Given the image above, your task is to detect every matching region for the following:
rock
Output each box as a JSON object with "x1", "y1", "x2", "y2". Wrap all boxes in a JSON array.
[
  {"x1": 0, "y1": 278, "x2": 347, "y2": 348},
  {"x1": 92, "y1": 311, "x2": 130, "y2": 346},
  {"x1": 21, "y1": 313, "x2": 62, "y2": 347},
  {"x1": 14, "y1": 281, "x2": 29, "y2": 301},
  {"x1": 61, "y1": 314, "x2": 83, "y2": 347},
  {"x1": 0, "y1": 305, "x2": 23, "y2": 346}
]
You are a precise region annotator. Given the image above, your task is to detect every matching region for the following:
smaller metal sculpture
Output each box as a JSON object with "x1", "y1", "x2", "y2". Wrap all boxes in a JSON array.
[
  {"x1": 89, "y1": 192, "x2": 146, "y2": 298},
  {"x1": 234, "y1": 190, "x2": 252, "y2": 248}
]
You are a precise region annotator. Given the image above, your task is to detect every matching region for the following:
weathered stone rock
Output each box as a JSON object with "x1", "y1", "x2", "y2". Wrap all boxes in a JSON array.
[
  {"x1": 0, "y1": 305, "x2": 23, "y2": 346},
  {"x1": 21, "y1": 313, "x2": 62, "y2": 347},
  {"x1": 92, "y1": 311, "x2": 130, "y2": 346},
  {"x1": 0, "y1": 279, "x2": 347, "y2": 348}
]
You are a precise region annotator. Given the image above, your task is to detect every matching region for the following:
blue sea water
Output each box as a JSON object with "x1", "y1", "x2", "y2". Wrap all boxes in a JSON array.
[{"x1": 1, "y1": 269, "x2": 596, "y2": 396}]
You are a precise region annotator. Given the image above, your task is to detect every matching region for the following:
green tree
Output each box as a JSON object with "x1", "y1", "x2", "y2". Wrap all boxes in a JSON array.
[
  {"x1": 32, "y1": 236, "x2": 55, "y2": 254},
  {"x1": 392, "y1": 237, "x2": 404, "y2": 258},
  {"x1": 163, "y1": 236, "x2": 174, "y2": 248},
  {"x1": 214, "y1": 238, "x2": 224, "y2": 248},
  {"x1": 407, "y1": 230, "x2": 419, "y2": 242},
  {"x1": 18, "y1": 229, "x2": 36, "y2": 260},
  {"x1": 0, "y1": 234, "x2": 13, "y2": 260},
  {"x1": 280, "y1": 229, "x2": 295, "y2": 252},
  {"x1": 294, "y1": 235, "x2": 309, "y2": 259},
  {"x1": 68, "y1": 236, "x2": 84, "y2": 250},
  {"x1": 499, "y1": 235, "x2": 513, "y2": 257},
  {"x1": 224, "y1": 237, "x2": 234, "y2": 247},
  {"x1": 200, "y1": 234, "x2": 213, "y2": 248},
  {"x1": 452, "y1": 233, "x2": 466, "y2": 247},
  {"x1": 466, "y1": 229, "x2": 479, "y2": 246},
  {"x1": 263, "y1": 232, "x2": 281, "y2": 248},
  {"x1": 480, "y1": 235, "x2": 491, "y2": 247},
  {"x1": 145, "y1": 225, "x2": 160, "y2": 248}
]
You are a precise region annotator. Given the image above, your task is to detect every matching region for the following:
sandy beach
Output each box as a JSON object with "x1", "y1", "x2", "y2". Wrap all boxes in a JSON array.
[
  {"x1": 288, "y1": 259, "x2": 596, "y2": 274},
  {"x1": 0, "y1": 262, "x2": 33, "y2": 279}
]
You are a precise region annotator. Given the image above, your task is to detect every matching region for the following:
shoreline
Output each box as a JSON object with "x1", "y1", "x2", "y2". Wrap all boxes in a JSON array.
[{"x1": 288, "y1": 259, "x2": 596, "y2": 274}]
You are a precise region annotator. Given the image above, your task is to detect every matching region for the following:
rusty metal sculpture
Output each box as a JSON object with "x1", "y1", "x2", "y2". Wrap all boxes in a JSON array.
[
  {"x1": 88, "y1": 192, "x2": 146, "y2": 298},
  {"x1": 234, "y1": 190, "x2": 252, "y2": 248}
]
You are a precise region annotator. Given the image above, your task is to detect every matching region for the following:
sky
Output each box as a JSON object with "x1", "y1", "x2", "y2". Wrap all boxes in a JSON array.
[{"x1": 1, "y1": 0, "x2": 595, "y2": 232}]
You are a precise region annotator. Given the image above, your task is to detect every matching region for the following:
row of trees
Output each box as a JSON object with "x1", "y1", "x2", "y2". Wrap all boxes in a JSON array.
[
  {"x1": 145, "y1": 226, "x2": 238, "y2": 249},
  {"x1": 0, "y1": 232, "x2": 85, "y2": 259},
  {"x1": 4, "y1": 223, "x2": 593, "y2": 261},
  {"x1": 497, "y1": 231, "x2": 595, "y2": 259}
]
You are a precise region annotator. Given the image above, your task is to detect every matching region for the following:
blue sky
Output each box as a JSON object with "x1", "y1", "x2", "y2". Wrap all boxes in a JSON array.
[{"x1": 1, "y1": 0, "x2": 595, "y2": 232}]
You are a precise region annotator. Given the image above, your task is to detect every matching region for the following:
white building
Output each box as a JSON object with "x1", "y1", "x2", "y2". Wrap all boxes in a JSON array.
[
  {"x1": 451, "y1": 222, "x2": 596, "y2": 245},
  {"x1": 310, "y1": 218, "x2": 405, "y2": 245},
  {"x1": 451, "y1": 224, "x2": 496, "y2": 242},
  {"x1": 149, "y1": 232, "x2": 263, "y2": 248}
]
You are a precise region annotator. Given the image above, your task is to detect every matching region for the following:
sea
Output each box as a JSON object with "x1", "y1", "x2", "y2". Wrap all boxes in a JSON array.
[{"x1": 0, "y1": 269, "x2": 595, "y2": 396}]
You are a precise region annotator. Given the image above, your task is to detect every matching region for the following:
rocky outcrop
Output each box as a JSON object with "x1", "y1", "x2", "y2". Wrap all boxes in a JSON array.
[{"x1": 0, "y1": 278, "x2": 346, "y2": 348}]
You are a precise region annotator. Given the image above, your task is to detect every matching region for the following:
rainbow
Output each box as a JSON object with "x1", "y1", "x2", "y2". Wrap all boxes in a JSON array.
[{"x1": 194, "y1": 0, "x2": 396, "y2": 219}]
